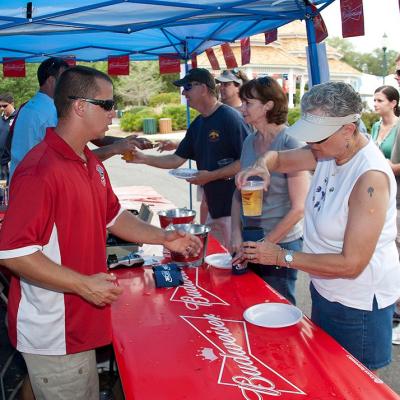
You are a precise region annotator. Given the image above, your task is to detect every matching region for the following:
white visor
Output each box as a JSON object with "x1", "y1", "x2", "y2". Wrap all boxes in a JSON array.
[{"x1": 286, "y1": 113, "x2": 361, "y2": 142}]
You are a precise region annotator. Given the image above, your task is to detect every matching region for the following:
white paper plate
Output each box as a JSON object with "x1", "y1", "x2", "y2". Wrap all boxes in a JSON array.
[
  {"x1": 204, "y1": 253, "x2": 232, "y2": 269},
  {"x1": 169, "y1": 168, "x2": 198, "y2": 179},
  {"x1": 243, "y1": 303, "x2": 303, "y2": 328}
]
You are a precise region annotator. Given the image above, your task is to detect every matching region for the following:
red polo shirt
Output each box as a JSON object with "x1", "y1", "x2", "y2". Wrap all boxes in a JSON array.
[{"x1": 0, "y1": 128, "x2": 121, "y2": 355}]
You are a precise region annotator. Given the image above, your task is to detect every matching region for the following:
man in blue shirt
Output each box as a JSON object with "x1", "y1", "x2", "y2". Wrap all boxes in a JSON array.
[
  {"x1": 126, "y1": 68, "x2": 250, "y2": 247},
  {"x1": 10, "y1": 57, "x2": 152, "y2": 180}
]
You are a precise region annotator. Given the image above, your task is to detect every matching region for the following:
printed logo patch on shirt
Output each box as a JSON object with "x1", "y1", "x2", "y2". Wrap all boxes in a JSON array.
[
  {"x1": 96, "y1": 164, "x2": 106, "y2": 187},
  {"x1": 208, "y1": 130, "x2": 220, "y2": 142}
]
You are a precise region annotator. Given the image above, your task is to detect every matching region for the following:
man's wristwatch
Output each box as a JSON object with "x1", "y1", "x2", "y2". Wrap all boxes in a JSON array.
[{"x1": 283, "y1": 249, "x2": 294, "y2": 268}]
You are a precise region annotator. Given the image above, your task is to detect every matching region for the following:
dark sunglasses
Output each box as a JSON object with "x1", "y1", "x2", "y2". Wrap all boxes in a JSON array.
[
  {"x1": 0, "y1": 104, "x2": 9, "y2": 109},
  {"x1": 256, "y1": 76, "x2": 271, "y2": 86},
  {"x1": 183, "y1": 82, "x2": 202, "y2": 91},
  {"x1": 68, "y1": 96, "x2": 115, "y2": 111},
  {"x1": 230, "y1": 67, "x2": 240, "y2": 77},
  {"x1": 395, "y1": 70, "x2": 400, "y2": 77},
  {"x1": 307, "y1": 136, "x2": 330, "y2": 145}
]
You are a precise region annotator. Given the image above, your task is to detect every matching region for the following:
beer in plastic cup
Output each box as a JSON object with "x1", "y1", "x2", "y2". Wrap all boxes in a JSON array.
[
  {"x1": 241, "y1": 179, "x2": 264, "y2": 216},
  {"x1": 122, "y1": 151, "x2": 134, "y2": 161}
]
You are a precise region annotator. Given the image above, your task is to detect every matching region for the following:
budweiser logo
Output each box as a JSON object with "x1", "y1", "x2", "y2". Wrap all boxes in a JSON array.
[
  {"x1": 110, "y1": 62, "x2": 129, "y2": 68},
  {"x1": 170, "y1": 269, "x2": 229, "y2": 310},
  {"x1": 342, "y1": 5, "x2": 363, "y2": 21},
  {"x1": 346, "y1": 355, "x2": 383, "y2": 384},
  {"x1": 160, "y1": 59, "x2": 179, "y2": 67},
  {"x1": 182, "y1": 313, "x2": 306, "y2": 398},
  {"x1": 4, "y1": 64, "x2": 24, "y2": 71}
]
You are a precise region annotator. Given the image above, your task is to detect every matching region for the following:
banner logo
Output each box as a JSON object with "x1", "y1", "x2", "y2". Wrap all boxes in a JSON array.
[{"x1": 182, "y1": 313, "x2": 306, "y2": 398}]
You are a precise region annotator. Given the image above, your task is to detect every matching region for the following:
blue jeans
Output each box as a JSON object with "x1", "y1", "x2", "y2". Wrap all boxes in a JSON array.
[
  {"x1": 248, "y1": 238, "x2": 302, "y2": 305},
  {"x1": 310, "y1": 283, "x2": 394, "y2": 370}
]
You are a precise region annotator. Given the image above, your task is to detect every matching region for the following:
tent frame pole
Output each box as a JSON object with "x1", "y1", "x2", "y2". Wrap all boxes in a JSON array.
[{"x1": 304, "y1": 6, "x2": 321, "y2": 86}]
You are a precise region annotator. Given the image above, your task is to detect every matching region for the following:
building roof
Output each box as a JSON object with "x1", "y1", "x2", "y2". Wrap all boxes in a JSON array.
[{"x1": 197, "y1": 20, "x2": 361, "y2": 78}]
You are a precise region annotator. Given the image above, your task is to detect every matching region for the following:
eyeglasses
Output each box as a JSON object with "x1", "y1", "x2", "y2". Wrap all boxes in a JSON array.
[
  {"x1": 0, "y1": 104, "x2": 9, "y2": 109},
  {"x1": 183, "y1": 82, "x2": 203, "y2": 91},
  {"x1": 395, "y1": 70, "x2": 400, "y2": 77},
  {"x1": 68, "y1": 96, "x2": 115, "y2": 111},
  {"x1": 307, "y1": 125, "x2": 345, "y2": 145},
  {"x1": 308, "y1": 136, "x2": 330, "y2": 145},
  {"x1": 256, "y1": 76, "x2": 271, "y2": 86}
]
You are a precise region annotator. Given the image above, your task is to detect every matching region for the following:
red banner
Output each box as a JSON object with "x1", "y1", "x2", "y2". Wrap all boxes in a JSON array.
[
  {"x1": 340, "y1": 0, "x2": 365, "y2": 38},
  {"x1": 159, "y1": 55, "x2": 181, "y2": 74},
  {"x1": 240, "y1": 37, "x2": 251, "y2": 66},
  {"x1": 221, "y1": 43, "x2": 238, "y2": 69},
  {"x1": 62, "y1": 56, "x2": 76, "y2": 67},
  {"x1": 108, "y1": 55, "x2": 130, "y2": 76},
  {"x1": 205, "y1": 48, "x2": 220, "y2": 70},
  {"x1": 3, "y1": 58, "x2": 26, "y2": 78},
  {"x1": 264, "y1": 29, "x2": 277, "y2": 45},
  {"x1": 311, "y1": 5, "x2": 328, "y2": 43},
  {"x1": 191, "y1": 53, "x2": 198, "y2": 69}
]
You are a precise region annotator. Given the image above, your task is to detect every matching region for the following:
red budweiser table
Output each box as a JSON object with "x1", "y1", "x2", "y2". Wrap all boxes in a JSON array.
[{"x1": 111, "y1": 236, "x2": 399, "y2": 400}]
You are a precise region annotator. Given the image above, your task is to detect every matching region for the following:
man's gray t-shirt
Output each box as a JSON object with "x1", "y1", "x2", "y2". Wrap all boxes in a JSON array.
[{"x1": 240, "y1": 128, "x2": 304, "y2": 243}]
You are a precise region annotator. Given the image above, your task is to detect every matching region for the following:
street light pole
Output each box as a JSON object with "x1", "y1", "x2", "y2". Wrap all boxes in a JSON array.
[{"x1": 382, "y1": 33, "x2": 388, "y2": 84}]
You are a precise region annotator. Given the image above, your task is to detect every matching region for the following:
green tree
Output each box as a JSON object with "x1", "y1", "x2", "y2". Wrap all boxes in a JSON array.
[
  {"x1": 114, "y1": 61, "x2": 164, "y2": 107},
  {"x1": 0, "y1": 63, "x2": 39, "y2": 106},
  {"x1": 326, "y1": 37, "x2": 397, "y2": 76}
]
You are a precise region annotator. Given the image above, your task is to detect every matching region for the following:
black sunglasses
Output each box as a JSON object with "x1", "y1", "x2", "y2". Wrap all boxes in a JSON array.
[
  {"x1": 68, "y1": 96, "x2": 115, "y2": 111},
  {"x1": 308, "y1": 136, "x2": 330, "y2": 145},
  {"x1": 396, "y1": 70, "x2": 400, "y2": 77},
  {"x1": 256, "y1": 76, "x2": 271, "y2": 86},
  {"x1": 183, "y1": 82, "x2": 202, "y2": 91},
  {"x1": 230, "y1": 67, "x2": 240, "y2": 77},
  {"x1": 0, "y1": 104, "x2": 9, "y2": 109}
]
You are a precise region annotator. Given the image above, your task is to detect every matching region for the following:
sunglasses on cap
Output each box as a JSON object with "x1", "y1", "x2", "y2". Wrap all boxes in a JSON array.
[
  {"x1": 256, "y1": 76, "x2": 271, "y2": 86},
  {"x1": 183, "y1": 82, "x2": 203, "y2": 91},
  {"x1": 230, "y1": 67, "x2": 240, "y2": 77},
  {"x1": 68, "y1": 96, "x2": 115, "y2": 111}
]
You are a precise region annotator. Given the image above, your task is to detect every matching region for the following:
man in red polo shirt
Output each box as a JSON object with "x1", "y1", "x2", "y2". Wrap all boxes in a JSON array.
[{"x1": 0, "y1": 66, "x2": 201, "y2": 400}]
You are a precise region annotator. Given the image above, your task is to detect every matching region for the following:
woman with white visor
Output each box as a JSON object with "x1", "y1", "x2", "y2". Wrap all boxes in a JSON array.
[{"x1": 235, "y1": 81, "x2": 400, "y2": 372}]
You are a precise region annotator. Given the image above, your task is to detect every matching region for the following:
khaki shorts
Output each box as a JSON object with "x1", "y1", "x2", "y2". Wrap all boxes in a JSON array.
[{"x1": 22, "y1": 350, "x2": 99, "y2": 400}]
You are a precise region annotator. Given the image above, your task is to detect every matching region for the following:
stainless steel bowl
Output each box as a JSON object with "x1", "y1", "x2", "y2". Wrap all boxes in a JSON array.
[
  {"x1": 167, "y1": 224, "x2": 211, "y2": 267},
  {"x1": 158, "y1": 208, "x2": 196, "y2": 218}
]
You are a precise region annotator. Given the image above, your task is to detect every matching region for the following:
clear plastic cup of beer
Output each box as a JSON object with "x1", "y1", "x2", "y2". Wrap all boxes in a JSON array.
[
  {"x1": 241, "y1": 179, "x2": 264, "y2": 216},
  {"x1": 122, "y1": 151, "x2": 134, "y2": 161}
]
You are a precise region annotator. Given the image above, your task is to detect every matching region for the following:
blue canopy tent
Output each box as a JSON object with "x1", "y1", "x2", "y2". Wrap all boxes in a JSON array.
[
  {"x1": 0, "y1": 0, "x2": 336, "y2": 207},
  {"x1": 0, "y1": 1, "x2": 335, "y2": 83}
]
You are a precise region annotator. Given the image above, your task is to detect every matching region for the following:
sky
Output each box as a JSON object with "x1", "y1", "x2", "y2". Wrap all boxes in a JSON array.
[{"x1": 320, "y1": 0, "x2": 400, "y2": 53}]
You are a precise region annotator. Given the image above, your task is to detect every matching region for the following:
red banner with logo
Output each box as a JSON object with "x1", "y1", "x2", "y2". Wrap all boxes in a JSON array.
[
  {"x1": 205, "y1": 48, "x2": 220, "y2": 70},
  {"x1": 311, "y1": 5, "x2": 328, "y2": 43},
  {"x1": 3, "y1": 58, "x2": 26, "y2": 78},
  {"x1": 221, "y1": 43, "x2": 238, "y2": 69},
  {"x1": 108, "y1": 55, "x2": 130, "y2": 76},
  {"x1": 240, "y1": 37, "x2": 251, "y2": 66},
  {"x1": 191, "y1": 53, "x2": 198, "y2": 69},
  {"x1": 264, "y1": 29, "x2": 277, "y2": 45},
  {"x1": 340, "y1": 0, "x2": 365, "y2": 38},
  {"x1": 62, "y1": 56, "x2": 76, "y2": 67},
  {"x1": 159, "y1": 55, "x2": 181, "y2": 74}
]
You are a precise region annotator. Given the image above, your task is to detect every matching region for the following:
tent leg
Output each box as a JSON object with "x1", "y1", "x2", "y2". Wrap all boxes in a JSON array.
[
  {"x1": 184, "y1": 59, "x2": 193, "y2": 210},
  {"x1": 305, "y1": 9, "x2": 321, "y2": 86}
]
